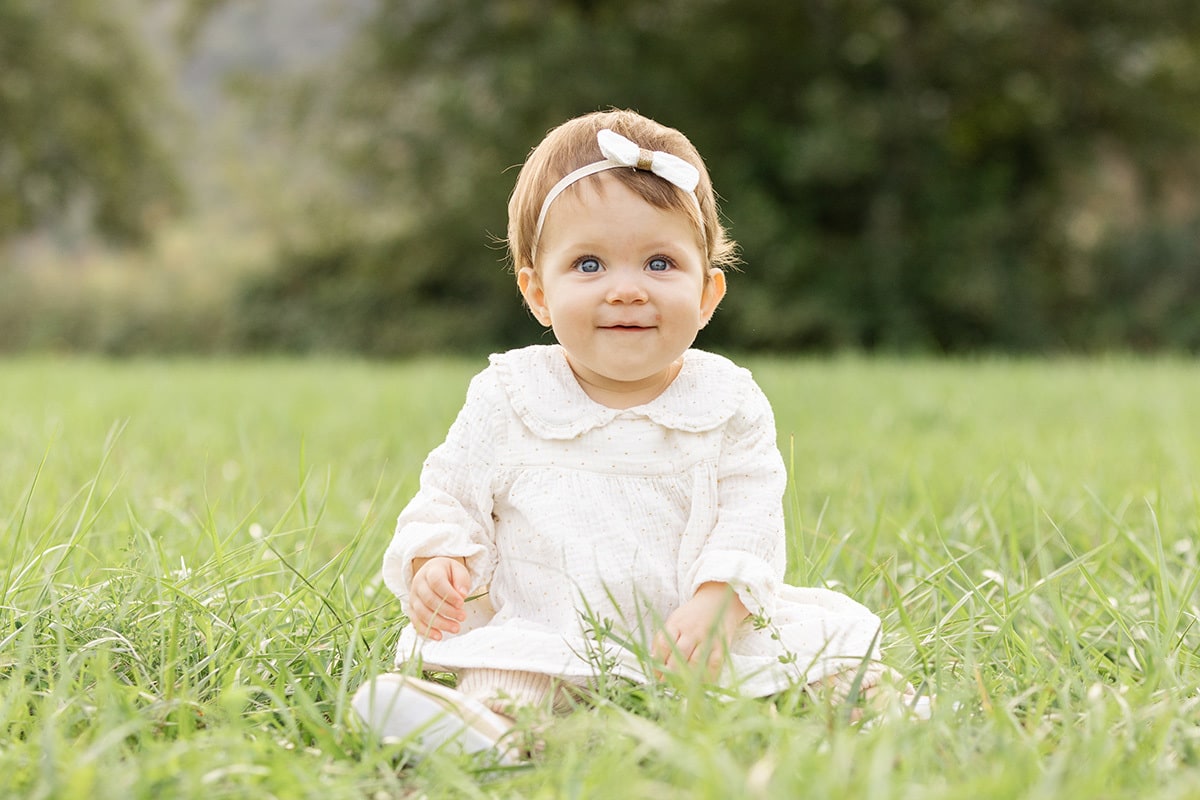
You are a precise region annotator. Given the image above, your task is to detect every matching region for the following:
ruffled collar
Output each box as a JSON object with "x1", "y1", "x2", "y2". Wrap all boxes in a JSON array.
[{"x1": 491, "y1": 345, "x2": 749, "y2": 439}]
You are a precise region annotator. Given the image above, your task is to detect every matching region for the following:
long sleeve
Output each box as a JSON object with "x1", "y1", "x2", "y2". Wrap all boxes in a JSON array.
[
  {"x1": 684, "y1": 383, "x2": 787, "y2": 618},
  {"x1": 381, "y1": 371, "x2": 504, "y2": 614}
]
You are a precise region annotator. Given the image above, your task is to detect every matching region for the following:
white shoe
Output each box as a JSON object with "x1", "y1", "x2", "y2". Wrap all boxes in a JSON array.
[{"x1": 351, "y1": 674, "x2": 517, "y2": 763}]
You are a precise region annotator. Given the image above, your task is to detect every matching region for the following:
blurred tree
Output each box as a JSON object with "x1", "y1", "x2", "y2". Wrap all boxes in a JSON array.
[
  {"x1": 0, "y1": 0, "x2": 183, "y2": 244},
  {"x1": 238, "y1": 0, "x2": 1200, "y2": 354}
]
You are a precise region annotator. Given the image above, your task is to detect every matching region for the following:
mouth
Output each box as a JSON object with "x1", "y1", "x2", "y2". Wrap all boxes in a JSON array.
[{"x1": 601, "y1": 323, "x2": 655, "y2": 331}]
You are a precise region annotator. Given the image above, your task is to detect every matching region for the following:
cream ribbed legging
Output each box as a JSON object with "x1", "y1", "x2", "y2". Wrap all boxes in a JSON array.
[{"x1": 456, "y1": 669, "x2": 584, "y2": 718}]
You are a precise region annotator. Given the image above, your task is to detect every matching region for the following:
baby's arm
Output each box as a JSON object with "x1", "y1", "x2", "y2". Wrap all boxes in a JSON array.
[
  {"x1": 652, "y1": 582, "x2": 749, "y2": 679},
  {"x1": 382, "y1": 370, "x2": 504, "y2": 627},
  {"x1": 408, "y1": 556, "x2": 470, "y2": 640},
  {"x1": 662, "y1": 379, "x2": 787, "y2": 680},
  {"x1": 684, "y1": 382, "x2": 787, "y2": 619}
]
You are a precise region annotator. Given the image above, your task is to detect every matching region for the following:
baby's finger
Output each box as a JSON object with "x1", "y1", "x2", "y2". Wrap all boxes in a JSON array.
[
  {"x1": 704, "y1": 646, "x2": 725, "y2": 681},
  {"x1": 651, "y1": 632, "x2": 669, "y2": 662},
  {"x1": 409, "y1": 596, "x2": 461, "y2": 636},
  {"x1": 409, "y1": 608, "x2": 440, "y2": 639},
  {"x1": 415, "y1": 580, "x2": 466, "y2": 620},
  {"x1": 447, "y1": 559, "x2": 472, "y2": 597},
  {"x1": 424, "y1": 569, "x2": 465, "y2": 602},
  {"x1": 650, "y1": 633, "x2": 669, "y2": 678},
  {"x1": 652, "y1": 631, "x2": 685, "y2": 662},
  {"x1": 661, "y1": 635, "x2": 698, "y2": 676},
  {"x1": 406, "y1": 599, "x2": 438, "y2": 636},
  {"x1": 414, "y1": 614, "x2": 453, "y2": 639},
  {"x1": 424, "y1": 593, "x2": 467, "y2": 624},
  {"x1": 677, "y1": 637, "x2": 700, "y2": 669}
]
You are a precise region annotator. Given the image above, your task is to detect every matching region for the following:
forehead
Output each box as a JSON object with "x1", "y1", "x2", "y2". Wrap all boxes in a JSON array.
[{"x1": 539, "y1": 173, "x2": 703, "y2": 251}]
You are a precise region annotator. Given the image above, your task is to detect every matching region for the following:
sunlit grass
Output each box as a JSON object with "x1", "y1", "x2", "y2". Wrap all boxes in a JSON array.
[{"x1": 2, "y1": 355, "x2": 1199, "y2": 799}]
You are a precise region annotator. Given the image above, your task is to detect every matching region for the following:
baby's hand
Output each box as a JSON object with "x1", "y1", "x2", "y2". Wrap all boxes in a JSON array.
[
  {"x1": 652, "y1": 582, "x2": 749, "y2": 681},
  {"x1": 409, "y1": 556, "x2": 470, "y2": 640}
]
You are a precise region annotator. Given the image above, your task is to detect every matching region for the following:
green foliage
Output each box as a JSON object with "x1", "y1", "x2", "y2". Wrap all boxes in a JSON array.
[
  {"x1": 0, "y1": 0, "x2": 184, "y2": 243},
  {"x1": 237, "y1": 0, "x2": 1200, "y2": 354},
  {"x1": 2, "y1": 356, "x2": 1200, "y2": 797},
  {"x1": 3, "y1": 2, "x2": 1198, "y2": 353},
  {"x1": 235, "y1": 237, "x2": 545, "y2": 357},
  {"x1": 1072, "y1": 218, "x2": 1200, "y2": 350}
]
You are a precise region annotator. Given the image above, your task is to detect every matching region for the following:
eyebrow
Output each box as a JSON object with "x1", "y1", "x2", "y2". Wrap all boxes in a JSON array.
[{"x1": 551, "y1": 237, "x2": 696, "y2": 253}]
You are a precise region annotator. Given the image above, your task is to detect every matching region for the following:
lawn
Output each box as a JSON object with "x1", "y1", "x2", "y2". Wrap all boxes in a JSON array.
[{"x1": 2, "y1": 355, "x2": 1199, "y2": 799}]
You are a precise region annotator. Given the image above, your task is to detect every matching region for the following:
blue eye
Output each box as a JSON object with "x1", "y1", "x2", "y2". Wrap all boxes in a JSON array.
[
  {"x1": 647, "y1": 257, "x2": 672, "y2": 272},
  {"x1": 575, "y1": 257, "x2": 602, "y2": 273}
]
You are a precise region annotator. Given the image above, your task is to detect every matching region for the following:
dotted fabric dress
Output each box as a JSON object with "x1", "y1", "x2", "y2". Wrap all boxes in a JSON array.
[{"x1": 383, "y1": 345, "x2": 882, "y2": 697}]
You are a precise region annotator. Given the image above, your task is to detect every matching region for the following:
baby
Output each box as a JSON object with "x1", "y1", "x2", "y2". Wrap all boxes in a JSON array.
[{"x1": 353, "y1": 109, "x2": 921, "y2": 761}]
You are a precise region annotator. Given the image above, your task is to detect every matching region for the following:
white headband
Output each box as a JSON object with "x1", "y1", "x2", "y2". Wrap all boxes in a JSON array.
[{"x1": 532, "y1": 128, "x2": 704, "y2": 253}]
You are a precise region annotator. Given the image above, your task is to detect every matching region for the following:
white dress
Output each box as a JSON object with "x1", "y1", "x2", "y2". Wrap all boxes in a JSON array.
[{"x1": 383, "y1": 345, "x2": 882, "y2": 697}]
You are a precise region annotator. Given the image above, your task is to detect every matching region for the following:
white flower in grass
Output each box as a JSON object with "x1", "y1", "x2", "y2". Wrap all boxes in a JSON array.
[
  {"x1": 172, "y1": 557, "x2": 192, "y2": 581},
  {"x1": 249, "y1": 523, "x2": 265, "y2": 540},
  {"x1": 981, "y1": 569, "x2": 1011, "y2": 589}
]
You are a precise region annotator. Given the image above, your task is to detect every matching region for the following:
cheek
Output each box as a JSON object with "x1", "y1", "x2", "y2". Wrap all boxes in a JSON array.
[
  {"x1": 663, "y1": 297, "x2": 704, "y2": 324},
  {"x1": 547, "y1": 284, "x2": 589, "y2": 310}
]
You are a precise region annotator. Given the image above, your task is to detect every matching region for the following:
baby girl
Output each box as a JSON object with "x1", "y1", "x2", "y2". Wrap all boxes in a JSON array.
[{"x1": 352, "y1": 109, "x2": 923, "y2": 761}]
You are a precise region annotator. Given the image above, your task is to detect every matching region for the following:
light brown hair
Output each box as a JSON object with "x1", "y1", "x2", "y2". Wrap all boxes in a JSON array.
[{"x1": 506, "y1": 109, "x2": 737, "y2": 276}]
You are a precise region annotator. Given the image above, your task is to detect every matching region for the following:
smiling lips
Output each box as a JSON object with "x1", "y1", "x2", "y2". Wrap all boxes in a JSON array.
[{"x1": 601, "y1": 323, "x2": 655, "y2": 331}]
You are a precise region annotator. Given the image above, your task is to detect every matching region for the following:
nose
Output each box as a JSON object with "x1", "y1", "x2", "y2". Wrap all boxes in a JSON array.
[{"x1": 605, "y1": 273, "x2": 648, "y2": 304}]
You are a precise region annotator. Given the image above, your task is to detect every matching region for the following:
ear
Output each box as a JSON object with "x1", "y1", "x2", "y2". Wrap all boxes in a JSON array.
[
  {"x1": 698, "y1": 269, "x2": 726, "y2": 327},
  {"x1": 518, "y1": 267, "x2": 552, "y2": 327}
]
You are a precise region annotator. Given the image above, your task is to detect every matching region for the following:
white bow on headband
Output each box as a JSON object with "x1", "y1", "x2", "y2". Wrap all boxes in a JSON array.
[
  {"x1": 533, "y1": 129, "x2": 703, "y2": 252},
  {"x1": 595, "y1": 129, "x2": 700, "y2": 193}
]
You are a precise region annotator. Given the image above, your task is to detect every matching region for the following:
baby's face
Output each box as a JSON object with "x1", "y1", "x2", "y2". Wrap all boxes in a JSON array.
[{"x1": 519, "y1": 173, "x2": 724, "y2": 408}]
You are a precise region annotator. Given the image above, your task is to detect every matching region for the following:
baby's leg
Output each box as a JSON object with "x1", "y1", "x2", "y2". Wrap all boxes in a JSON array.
[
  {"x1": 457, "y1": 669, "x2": 586, "y2": 758},
  {"x1": 457, "y1": 668, "x2": 580, "y2": 716}
]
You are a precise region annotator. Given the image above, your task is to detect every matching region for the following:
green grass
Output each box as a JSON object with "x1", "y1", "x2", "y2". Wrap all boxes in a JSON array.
[{"x1": 2, "y1": 355, "x2": 1199, "y2": 799}]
